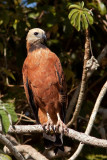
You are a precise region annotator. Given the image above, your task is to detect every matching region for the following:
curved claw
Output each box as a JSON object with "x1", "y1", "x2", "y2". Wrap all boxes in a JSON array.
[
  {"x1": 55, "y1": 120, "x2": 68, "y2": 133},
  {"x1": 42, "y1": 121, "x2": 55, "y2": 133}
]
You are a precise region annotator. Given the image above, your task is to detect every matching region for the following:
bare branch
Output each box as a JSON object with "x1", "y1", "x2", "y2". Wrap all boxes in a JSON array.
[
  {"x1": 4, "y1": 144, "x2": 48, "y2": 160},
  {"x1": 0, "y1": 125, "x2": 107, "y2": 148},
  {"x1": 67, "y1": 29, "x2": 90, "y2": 125},
  {"x1": 3, "y1": 46, "x2": 9, "y2": 85},
  {"x1": 17, "y1": 113, "x2": 35, "y2": 124},
  {"x1": 85, "y1": 81, "x2": 107, "y2": 134},
  {"x1": 0, "y1": 133, "x2": 24, "y2": 160},
  {"x1": 68, "y1": 81, "x2": 107, "y2": 160},
  {"x1": 66, "y1": 85, "x2": 80, "y2": 123},
  {"x1": 4, "y1": 134, "x2": 70, "y2": 159},
  {"x1": 66, "y1": 44, "x2": 107, "y2": 125}
]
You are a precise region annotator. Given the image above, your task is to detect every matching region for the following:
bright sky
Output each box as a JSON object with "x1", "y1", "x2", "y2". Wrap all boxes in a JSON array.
[{"x1": 21, "y1": 0, "x2": 37, "y2": 8}]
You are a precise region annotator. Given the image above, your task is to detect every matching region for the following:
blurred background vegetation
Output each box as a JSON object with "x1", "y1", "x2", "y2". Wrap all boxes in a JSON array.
[{"x1": 0, "y1": 0, "x2": 107, "y2": 159}]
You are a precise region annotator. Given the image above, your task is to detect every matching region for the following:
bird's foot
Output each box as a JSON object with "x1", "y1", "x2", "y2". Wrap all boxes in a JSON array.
[
  {"x1": 42, "y1": 120, "x2": 54, "y2": 133},
  {"x1": 55, "y1": 120, "x2": 68, "y2": 133}
]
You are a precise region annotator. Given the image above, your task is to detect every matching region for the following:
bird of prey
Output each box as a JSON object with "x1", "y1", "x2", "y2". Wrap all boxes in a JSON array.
[{"x1": 22, "y1": 28, "x2": 67, "y2": 152}]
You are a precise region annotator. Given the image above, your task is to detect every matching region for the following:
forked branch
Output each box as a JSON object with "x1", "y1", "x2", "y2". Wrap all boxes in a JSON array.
[
  {"x1": 0, "y1": 133, "x2": 24, "y2": 160},
  {"x1": 68, "y1": 81, "x2": 107, "y2": 160}
]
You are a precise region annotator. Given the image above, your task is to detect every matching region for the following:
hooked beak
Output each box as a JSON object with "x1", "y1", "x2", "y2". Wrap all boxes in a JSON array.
[
  {"x1": 43, "y1": 34, "x2": 47, "y2": 41},
  {"x1": 42, "y1": 34, "x2": 47, "y2": 44}
]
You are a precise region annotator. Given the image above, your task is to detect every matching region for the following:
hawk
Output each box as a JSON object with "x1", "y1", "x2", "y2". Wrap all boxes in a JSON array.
[{"x1": 22, "y1": 28, "x2": 67, "y2": 152}]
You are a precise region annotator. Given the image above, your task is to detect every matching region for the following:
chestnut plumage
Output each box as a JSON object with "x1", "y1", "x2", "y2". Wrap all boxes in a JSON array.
[{"x1": 22, "y1": 28, "x2": 67, "y2": 152}]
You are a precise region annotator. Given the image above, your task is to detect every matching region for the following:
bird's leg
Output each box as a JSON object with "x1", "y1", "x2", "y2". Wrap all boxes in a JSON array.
[
  {"x1": 43, "y1": 112, "x2": 54, "y2": 133},
  {"x1": 55, "y1": 113, "x2": 68, "y2": 133}
]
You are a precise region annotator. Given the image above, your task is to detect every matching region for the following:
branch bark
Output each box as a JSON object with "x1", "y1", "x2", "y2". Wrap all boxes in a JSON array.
[
  {"x1": 66, "y1": 29, "x2": 90, "y2": 125},
  {"x1": 4, "y1": 144, "x2": 48, "y2": 160},
  {"x1": 0, "y1": 133, "x2": 24, "y2": 160},
  {"x1": 68, "y1": 81, "x2": 107, "y2": 160},
  {"x1": 0, "y1": 125, "x2": 107, "y2": 148}
]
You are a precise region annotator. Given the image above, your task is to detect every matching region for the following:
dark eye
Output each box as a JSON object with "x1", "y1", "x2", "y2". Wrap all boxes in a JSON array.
[{"x1": 34, "y1": 32, "x2": 38, "y2": 35}]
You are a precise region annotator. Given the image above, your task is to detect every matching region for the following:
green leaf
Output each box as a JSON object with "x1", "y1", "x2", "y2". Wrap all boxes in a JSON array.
[
  {"x1": 68, "y1": 9, "x2": 78, "y2": 20},
  {"x1": 70, "y1": 11, "x2": 79, "y2": 26},
  {"x1": 84, "y1": 11, "x2": 93, "y2": 25},
  {"x1": 5, "y1": 103, "x2": 18, "y2": 123},
  {"x1": 81, "y1": 1, "x2": 84, "y2": 8},
  {"x1": 70, "y1": 12, "x2": 82, "y2": 31},
  {"x1": 81, "y1": 14, "x2": 88, "y2": 30},
  {"x1": 98, "y1": 2, "x2": 107, "y2": 15},
  {"x1": 69, "y1": 4, "x2": 81, "y2": 9},
  {"x1": 28, "y1": 13, "x2": 38, "y2": 19},
  {"x1": 0, "y1": 100, "x2": 18, "y2": 134},
  {"x1": 75, "y1": 12, "x2": 82, "y2": 31},
  {"x1": 0, "y1": 154, "x2": 12, "y2": 160},
  {"x1": 0, "y1": 20, "x2": 3, "y2": 25},
  {"x1": 0, "y1": 110, "x2": 10, "y2": 134},
  {"x1": 68, "y1": 1, "x2": 94, "y2": 31},
  {"x1": 2, "y1": 68, "x2": 15, "y2": 81}
]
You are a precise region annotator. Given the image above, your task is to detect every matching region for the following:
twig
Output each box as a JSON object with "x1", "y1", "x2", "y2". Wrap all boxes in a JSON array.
[
  {"x1": 66, "y1": 44, "x2": 107, "y2": 125},
  {"x1": 4, "y1": 134, "x2": 48, "y2": 159},
  {"x1": 0, "y1": 125, "x2": 107, "y2": 148},
  {"x1": 68, "y1": 81, "x2": 107, "y2": 160},
  {"x1": 23, "y1": 138, "x2": 32, "y2": 145},
  {"x1": 67, "y1": 86, "x2": 78, "y2": 96},
  {"x1": 4, "y1": 45, "x2": 9, "y2": 85},
  {"x1": 84, "y1": 81, "x2": 107, "y2": 134},
  {"x1": 0, "y1": 133, "x2": 24, "y2": 160},
  {"x1": 16, "y1": 112, "x2": 23, "y2": 125},
  {"x1": 17, "y1": 113, "x2": 35, "y2": 124},
  {"x1": 66, "y1": 85, "x2": 80, "y2": 123},
  {"x1": 67, "y1": 29, "x2": 90, "y2": 126}
]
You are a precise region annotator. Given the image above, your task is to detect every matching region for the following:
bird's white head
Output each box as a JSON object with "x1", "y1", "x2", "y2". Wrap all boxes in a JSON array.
[{"x1": 26, "y1": 28, "x2": 46, "y2": 44}]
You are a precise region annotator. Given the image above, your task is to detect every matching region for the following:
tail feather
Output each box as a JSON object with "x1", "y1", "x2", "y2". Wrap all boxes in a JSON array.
[
  {"x1": 43, "y1": 132, "x2": 56, "y2": 149},
  {"x1": 43, "y1": 132, "x2": 64, "y2": 153},
  {"x1": 54, "y1": 133, "x2": 63, "y2": 147},
  {"x1": 54, "y1": 146, "x2": 64, "y2": 155}
]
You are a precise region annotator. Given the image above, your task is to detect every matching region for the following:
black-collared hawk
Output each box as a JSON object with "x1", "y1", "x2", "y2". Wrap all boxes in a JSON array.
[{"x1": 22, "y1": 28, "x2": 67, "y2": 152}]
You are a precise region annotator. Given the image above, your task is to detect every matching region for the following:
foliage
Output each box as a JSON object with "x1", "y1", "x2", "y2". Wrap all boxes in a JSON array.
[
  {"x1": 0, "y1": 100, "x2": 18, "y2": 134},
  {"x1": 68, "y1": 1, "x2": 93, "y2": 31},
  {"x1": 0, "y1": 0, "x2": 107, "y2": 159},
  {"x1": 0, "y1": 154, "x2": 12, "y2": 160},
  {"x1": 86, "y1": 154, "x2": 107, "y2": 160},
  {"x1": 98, "y1": 1, "x2": 107, "y2": 15}
]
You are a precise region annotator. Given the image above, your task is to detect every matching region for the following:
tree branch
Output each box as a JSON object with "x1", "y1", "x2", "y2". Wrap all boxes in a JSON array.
[
  {"x1": 66, "y1": 85, "x2": 80, "y2": 123},
  {"x1": 66, "y1": 29, "x2": 90, "y2": 125},
  {"x1": 0, "y1": 133, "x2": 24, "y2": 160},
  {"x1": 0, "y1": 125, "x2": 107, "y2": 148},
  {"x1": 68, "y1": 81, "x2": 107, "y2": 160},
  {"x1": 66, "y1": 44, "x2": 107, "y2": 125},
  {"x1": 4, "y1": 144, "x2": 48, "y2": 160}
]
